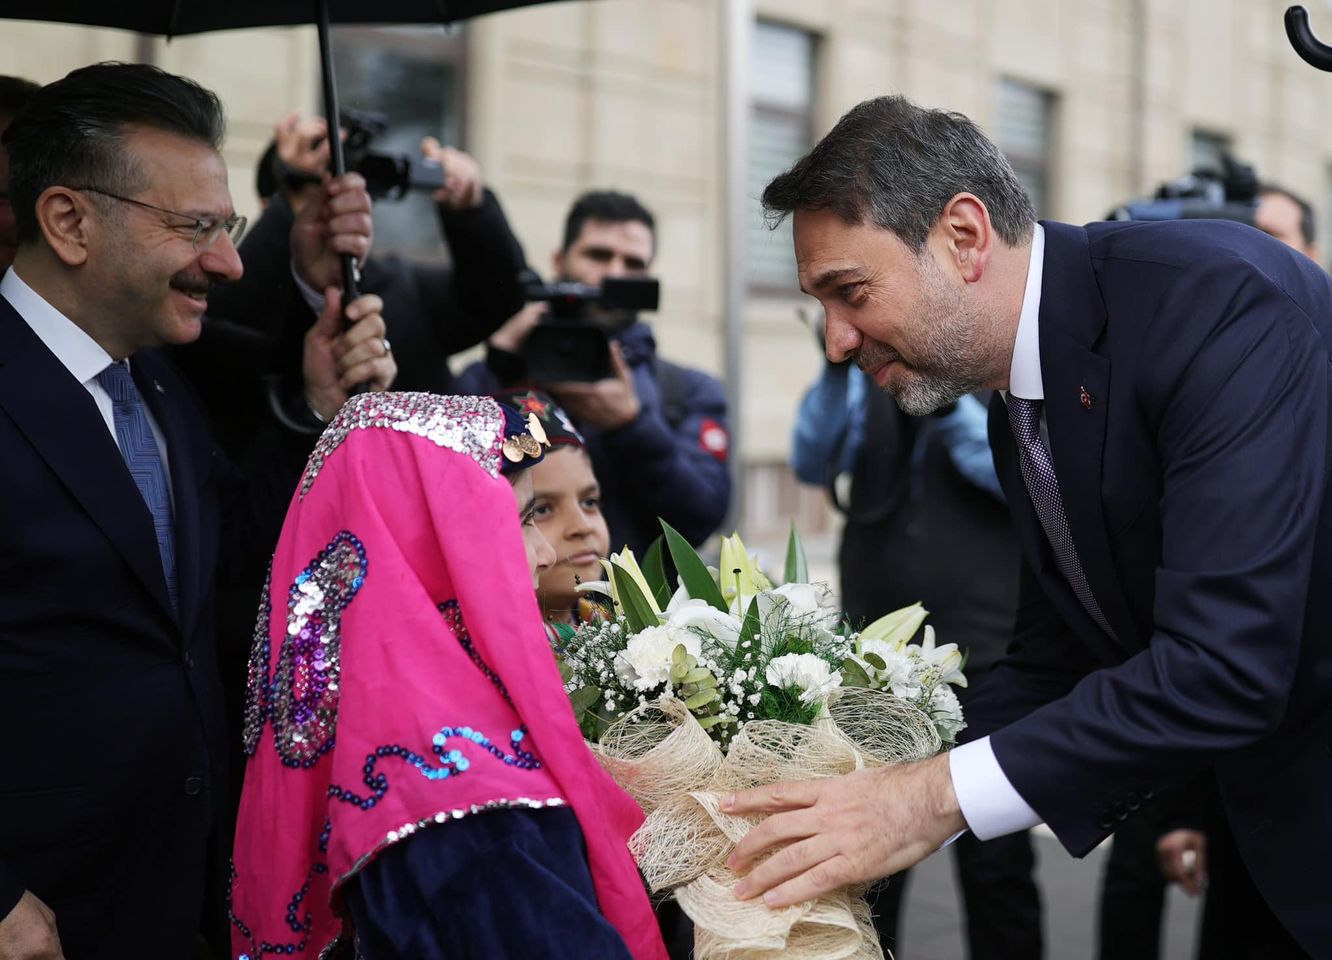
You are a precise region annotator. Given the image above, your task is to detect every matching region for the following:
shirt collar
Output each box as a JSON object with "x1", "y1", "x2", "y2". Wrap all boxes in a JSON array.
[
  {"x1": 1007, "y1": 222, "x2": 1045, "y2": 401},
  {"x1": 0, "y1": 267, "x2": 117, "y2": 385}
]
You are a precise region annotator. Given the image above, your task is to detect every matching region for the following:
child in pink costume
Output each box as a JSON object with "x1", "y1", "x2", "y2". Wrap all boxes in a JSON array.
[{"x1": 229, "y1": 393, "x2": 666, "y2": 960}]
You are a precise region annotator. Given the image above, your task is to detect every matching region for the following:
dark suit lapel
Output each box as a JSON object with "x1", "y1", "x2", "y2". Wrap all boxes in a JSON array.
[
  {"x1": 133, "y1": 352, "x2": 201, "y2": 639},
  {"x1": 0, "y1": 295, "x2": 176, "y2": 625},
  {"x1": 1037, "y1": 222, "x2": 1144, "y2": 654}
]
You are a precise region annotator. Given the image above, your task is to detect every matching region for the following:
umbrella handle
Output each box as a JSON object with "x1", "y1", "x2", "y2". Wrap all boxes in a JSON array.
[
  {"x1": 1286, "y1": 6, "x2": 1332, "y2": 72},
  {"x1": 316, "y1": 0, "x2": 363, "y2": 319}
]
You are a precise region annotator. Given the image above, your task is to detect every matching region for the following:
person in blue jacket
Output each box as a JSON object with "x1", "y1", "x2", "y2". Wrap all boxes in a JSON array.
[{"x1": 456, "y1": 190, "x2": 730, "y2": 554}]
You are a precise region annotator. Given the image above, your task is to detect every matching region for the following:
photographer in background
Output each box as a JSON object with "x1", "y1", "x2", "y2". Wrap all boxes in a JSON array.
[
  {"x1": 214, "y1": 109, "x2": 529, "y2": 400},
  {"x1": 1255, "y1": 184, "x2": 1321, "y2": 263},
  {"x1": 456, "y1": 190, "x2": 731, "y2": 553}
]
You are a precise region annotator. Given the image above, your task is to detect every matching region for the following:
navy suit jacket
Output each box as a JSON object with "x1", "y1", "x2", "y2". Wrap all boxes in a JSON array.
[
  {"x1": 962, "y1": 220, "x2": 1332, "y2": 954},
  {"x1": 0, "y1": 293, "x2": 300, "y2": 958}
]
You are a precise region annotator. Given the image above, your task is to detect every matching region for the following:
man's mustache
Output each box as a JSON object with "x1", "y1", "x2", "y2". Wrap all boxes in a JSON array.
[{"x1": 854, "y1": 342, "x2": 903, "y2": 373}]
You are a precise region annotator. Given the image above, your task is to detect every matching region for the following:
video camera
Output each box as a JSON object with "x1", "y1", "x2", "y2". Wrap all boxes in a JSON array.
[
  {"x1": 518, "y1": 270, "x2": 660, "y2": 382},
  {"x1": 1107, "y1": 151, "x2": 1259, "y2": 226},
  {"x1": 338, "y1": 109, "x2": 448, "y2": 200}
]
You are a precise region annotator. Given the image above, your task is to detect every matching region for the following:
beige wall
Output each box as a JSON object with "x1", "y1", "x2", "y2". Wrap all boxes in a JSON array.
[{"x1": 8, "y1": 0, "x2": 1332, "y2": 533}]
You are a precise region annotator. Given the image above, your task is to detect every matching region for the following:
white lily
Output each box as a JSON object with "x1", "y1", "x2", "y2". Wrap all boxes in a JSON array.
[
  {"x1": 596, "y1": 547, "x2": 663, "y2": 620},
  {"x1": 666, "y1": 600, "x2": 743, "y2": 649},
  {"x1": 719, "y1": 533, "x2": 772, "y2": 614},
  {"x1": 916, "y1": 625, "x2": 967, "y2": 688},
  {"x1": 858, "y1": 602, "x2": 928, "y2": 652}
]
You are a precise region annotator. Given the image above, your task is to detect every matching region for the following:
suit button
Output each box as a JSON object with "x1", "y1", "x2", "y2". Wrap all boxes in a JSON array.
[
  {"x1": 1140, "y1": 783, "x2": 1155, "y2": 800},
  {"x1": 184, "y1": 776, "x2": 204, "y2": 796},
  {"x1": 1126, "y1": 796, "x2": 1141, "y2": 811},
  {"x1": 1097, "y1": 812, "x2": 1115, "y2": 829}
]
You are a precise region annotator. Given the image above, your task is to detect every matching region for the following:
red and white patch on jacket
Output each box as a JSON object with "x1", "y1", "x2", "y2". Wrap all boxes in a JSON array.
[{"x1": 699, "y1": 418, "x2": 729, "y2": 462}]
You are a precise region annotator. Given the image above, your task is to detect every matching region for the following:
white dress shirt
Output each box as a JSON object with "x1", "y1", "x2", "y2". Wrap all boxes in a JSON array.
[
  {"x1": 946, "y1": 224, "x2": 1045, "y2": 840},
  {"x1": 0, "y1": 267, "x2": 174, "y2": 498}
]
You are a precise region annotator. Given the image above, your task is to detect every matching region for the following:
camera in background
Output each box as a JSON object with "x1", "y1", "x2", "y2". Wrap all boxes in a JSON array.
[
  {"x1": 518, "y1": 270, "x2": 660, "y2": 382},
  {"x1": 1107, "y1": 151, "x2": 1259, "y2": 226}
]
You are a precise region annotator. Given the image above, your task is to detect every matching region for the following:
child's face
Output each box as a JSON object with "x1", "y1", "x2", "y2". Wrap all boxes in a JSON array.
[
  {"x1": 531, "y1": 447, "x2": 611, "y2": 614},
  {"x1": 508, "y1": 471, "x2": 556, "y2": 589}
]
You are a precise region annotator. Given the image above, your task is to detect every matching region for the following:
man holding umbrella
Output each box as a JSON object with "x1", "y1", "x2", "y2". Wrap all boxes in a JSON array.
[{"x1": 0, "y1": 62, "x2": 394, "y2": 958}]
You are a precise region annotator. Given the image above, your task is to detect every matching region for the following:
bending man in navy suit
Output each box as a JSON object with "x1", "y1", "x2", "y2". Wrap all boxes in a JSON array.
[
  {"x1": 725, "y1": 94, "x2": 1332, "y2": 956},
  {"x1": 0, "y1": 64, "x2": 395, "y2": 959}
]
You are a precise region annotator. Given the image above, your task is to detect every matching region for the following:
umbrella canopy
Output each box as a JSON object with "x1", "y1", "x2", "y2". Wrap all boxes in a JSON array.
[
  {"x1": 0, "y1": 0, "x2": 565, "y2": 37},
  {"x1": 0, "y1": 0, "x2": 576, "y2": 298}
]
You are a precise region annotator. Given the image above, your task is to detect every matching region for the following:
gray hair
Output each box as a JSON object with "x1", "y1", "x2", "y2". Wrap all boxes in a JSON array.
[{"x1": 763, "y1": 95, "x2": 1035, "y2": 251}]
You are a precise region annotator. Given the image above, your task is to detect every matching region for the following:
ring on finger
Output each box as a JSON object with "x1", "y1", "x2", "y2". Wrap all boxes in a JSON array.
[{"x1": 382, "y1": 337, "x2": 392, "y2": 356}]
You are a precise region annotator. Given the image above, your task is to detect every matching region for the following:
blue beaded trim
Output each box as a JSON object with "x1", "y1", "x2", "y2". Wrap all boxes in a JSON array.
[
  {"x1": 229, "y1": 818, "x2": 332, "y2": 959},
  {"x1": 271, "y1": 531, "x2": 368, "y2": 769},
  {"x1": 439, "y1": 599, "x2": 515, "y2": 706}
]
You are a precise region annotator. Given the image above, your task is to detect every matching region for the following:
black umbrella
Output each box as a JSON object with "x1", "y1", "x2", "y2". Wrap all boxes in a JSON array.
[
  {"x1": 0, "y1": 0, "x2": 574, "y2": 296},
  {"x1": 1286, "y1": 5, "x2": 1332, "y2": 71}
]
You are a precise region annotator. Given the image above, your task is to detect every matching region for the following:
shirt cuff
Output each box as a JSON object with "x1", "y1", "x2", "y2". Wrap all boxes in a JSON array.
[
  {"x1": 290, "y1": 262, "x2": 326, "y2": 315},
  {"x1": 948, "y1": 736, "x2": 1043, "y2": 840}
]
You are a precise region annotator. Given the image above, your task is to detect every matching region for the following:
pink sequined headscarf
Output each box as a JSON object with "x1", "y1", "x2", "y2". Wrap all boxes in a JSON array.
[{"x1": 229, "y1": 393, "x2": 665, "y2": 960}]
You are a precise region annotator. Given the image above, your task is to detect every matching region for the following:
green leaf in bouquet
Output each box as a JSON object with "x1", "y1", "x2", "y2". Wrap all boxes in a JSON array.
[
  {"x1": 569, "y1": 685, "x2": 602, "y2": 719},
  {"x1": 557, "y1": 660, "x2": 574, "y2": 685},
  {"x1": 862, "y1": 652, "x2": 887, "y2": 671},
  {"x1": 696, "y1": 713, "x2": 735, "y2": 731},
  {"x1": 841, "y1": 658, "x2": 872, "y2": 688},
  {"x1": 682, "y1": 666, "x2": 716, "y2": 685},
  {"x1": 641, "y1": 536, "x2": 673, "y2": 609},
  {"x1": 783, "y1": 522, "x2": 809, "y2": 585},
  {"x1": 672, "y1": 643, "x2": 689, "y2": 666},
  {"x1": 684, "y1": 688, "x2": 720, "y2": 710},
  {"x1": 736, "y1": 595, "x2": 762, "y2": 650},
  {"x1": 858, "y1": 602, "x2": 928, "y2": 651},
  {"x1": 661, "y1": 521, "x2": 728, "y2": 612},
  {"x1": 611, "y1": 563, "x2": 660, "y2": 633}
]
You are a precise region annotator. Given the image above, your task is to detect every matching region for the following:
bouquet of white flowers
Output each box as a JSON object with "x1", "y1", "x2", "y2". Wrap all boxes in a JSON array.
[{"x1": 551, "y1": 523, "x2": 967, "y2": 960}]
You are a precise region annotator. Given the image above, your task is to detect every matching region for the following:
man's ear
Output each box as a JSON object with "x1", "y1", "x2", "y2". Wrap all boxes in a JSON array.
[
  {"x1": 34, "y1": 186, "x2": 94, "y2": 267},
  {"x1": 935, "y1": 192, "x2": 994, "y2": 284},
  {"x1": 550, "y1": 246, "x2": 565, "y2": 278}
]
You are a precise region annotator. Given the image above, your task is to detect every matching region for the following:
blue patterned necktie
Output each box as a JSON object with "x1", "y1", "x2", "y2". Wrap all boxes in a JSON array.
[
  {"x1": 97, "y1": 361, "x2": 177, "y2": 614},
  {"x1": 1006, "y1": 395, "x2": 1115, "y2": 638}
]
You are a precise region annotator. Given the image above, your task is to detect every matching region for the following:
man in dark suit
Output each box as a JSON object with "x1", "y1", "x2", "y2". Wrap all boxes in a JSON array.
[
  {"x1": 0, "y1": 63, "x2": 395, "y2": 959},
  {"x1": 724, "y1": 94, "x2": 1332, "y2": 956}
]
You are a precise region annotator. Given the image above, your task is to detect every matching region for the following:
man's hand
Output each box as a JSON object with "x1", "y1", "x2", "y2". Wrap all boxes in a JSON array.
[
  {"x1": 420, "y1": 137, "x2": 484, "y2": 211},
  {"x1": 275, "y1": 111, "x2": 332, "y2": 179},
  {"x1": 488, "y1": 303, "x2": 545, "y2": 354},
  {"x1": 303, "y1": 289, "x2": 396, "y2": 421},
  {"x1": 722, "y1": 753, "x2": 965, "y2": 908},
  {"x1": 0, "y1": 891, "x2": 63, "y2": 960},
  {"x1": 542, "y1": 343, "x2": 641, "y2": 431},
  {"x1": 291, "y1": 173, "x2": 374, "y2": 294},
  {"x1": 1156, "y1": 829, "x2": 1208, "y2": 897}
]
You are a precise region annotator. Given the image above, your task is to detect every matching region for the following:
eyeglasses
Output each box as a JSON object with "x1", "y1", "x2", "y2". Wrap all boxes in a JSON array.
[{"x1": 68, "y1": 186, "x2": 247, "y2": 252}]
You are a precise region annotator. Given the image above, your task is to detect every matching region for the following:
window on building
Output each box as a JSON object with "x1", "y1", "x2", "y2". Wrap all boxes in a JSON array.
[
  {"x1": 1189, "y1": 130, "x2": 1232, "y2": 177},
  {"x1": 747, "y1": 21, "x2": 817, "y2": 293},
  {"x1": 332, "y1": 26, "x2": 466, "y2": 261},
  {"x1": 997, "y1": 79, "x2": 1056, "y2": 217}
]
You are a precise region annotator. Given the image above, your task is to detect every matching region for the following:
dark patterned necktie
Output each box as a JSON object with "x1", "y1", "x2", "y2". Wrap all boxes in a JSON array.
[
  {"x1": 97, "y1": 361, "x2": 177, "y2": 614},
  {"x1": 1006, "y1": 395, "x2": 1114, "y2": 638}
]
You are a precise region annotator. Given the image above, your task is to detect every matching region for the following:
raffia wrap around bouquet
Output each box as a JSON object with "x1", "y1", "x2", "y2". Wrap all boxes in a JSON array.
[{"x1": 592, "y1": 687, "x2": 943, "y2": 960}]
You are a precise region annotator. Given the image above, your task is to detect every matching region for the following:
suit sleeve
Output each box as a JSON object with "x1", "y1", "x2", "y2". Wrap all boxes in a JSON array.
[
  {"x1": 0, "y1": 864, "x2": 22, "y2": 926},
  {"x1": 414, "y1": 189, "x2": 530, "y2": 357},
  {"x1": 601, "y1": 367, "x2": 731, "y2": 546},
  {"x1": 988, "y1": 261, "x2": 1328, "y2": 857}
]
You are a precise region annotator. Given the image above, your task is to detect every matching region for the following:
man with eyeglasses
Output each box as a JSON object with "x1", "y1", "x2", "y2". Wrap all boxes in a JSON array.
[{"x1": 0, "y1": 62, "x2": 394, "y2": 959}]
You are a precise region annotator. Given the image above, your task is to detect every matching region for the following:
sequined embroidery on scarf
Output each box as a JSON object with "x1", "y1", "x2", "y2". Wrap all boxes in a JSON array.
[
  {"x1": 241, "y1": 565, "x2": 273, "y2": 759},
  {"x1": 327, "y1": 601, "x2": 541, "y2": 810},
  {"x1": 271, "y1": 531, "x2": 368, "y2": 768},
  {"x1": 300, "y1": 393, "x2": 505, "y2": 499},
  {"x1": 229, "y1": 818, "x2": 333, "y2": 960}
]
